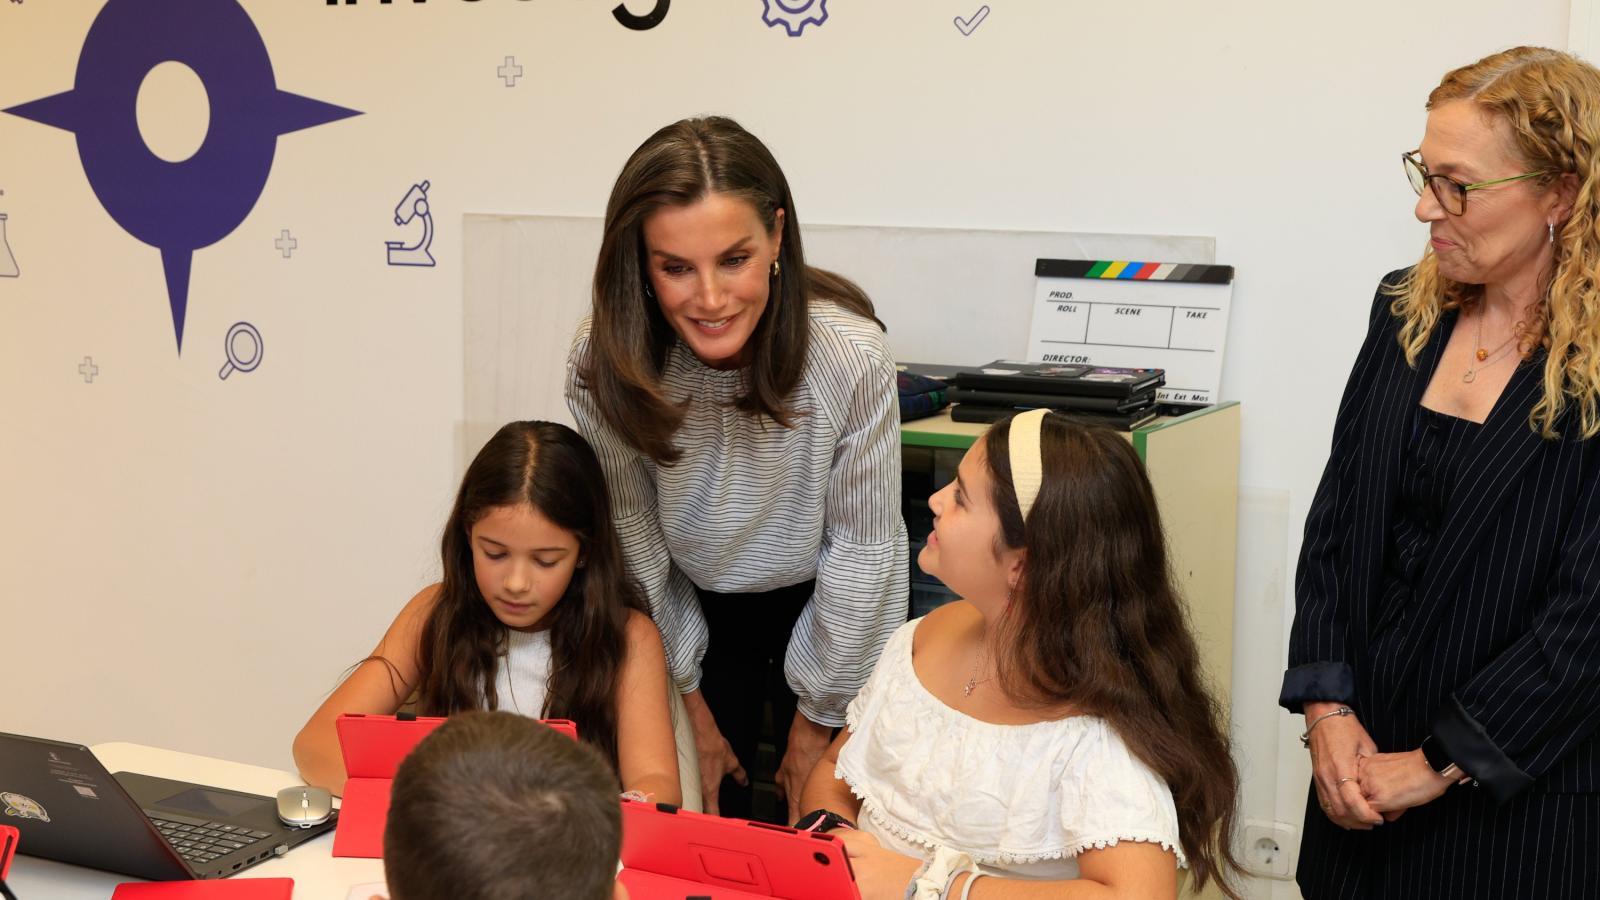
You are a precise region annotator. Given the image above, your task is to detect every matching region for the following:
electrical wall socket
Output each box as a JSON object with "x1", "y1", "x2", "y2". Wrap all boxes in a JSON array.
[{"x1": 1240, "y1": 818, "x2": 1299, "y2": 880}]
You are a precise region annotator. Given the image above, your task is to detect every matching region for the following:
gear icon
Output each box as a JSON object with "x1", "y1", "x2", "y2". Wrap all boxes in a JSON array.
[{"x1": 762, "y1": 0, "x2": 828, "y2": 37}]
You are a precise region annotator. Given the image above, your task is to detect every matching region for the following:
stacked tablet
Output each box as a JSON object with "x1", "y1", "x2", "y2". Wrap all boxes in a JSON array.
[{"x1": 949, "y1": 361, "x2": 1164, "y2": 430}]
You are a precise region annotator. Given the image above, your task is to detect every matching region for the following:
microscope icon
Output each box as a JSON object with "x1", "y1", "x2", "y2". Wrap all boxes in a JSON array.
[
  {"x1": 0, "y1": 213, "x2": 19, "y2": 278},
  {"x1": 385, "y1": 180, "x2": 435, "y2": 267}
]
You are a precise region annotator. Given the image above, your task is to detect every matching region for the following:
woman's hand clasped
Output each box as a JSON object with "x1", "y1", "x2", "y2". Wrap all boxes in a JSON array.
[
  {"x1": 1305, "y1": 702, "x2": 1384, "y2": 830},
  {"x1": 1357, "y1": 749, "x2": 1462, "y2": 822}
]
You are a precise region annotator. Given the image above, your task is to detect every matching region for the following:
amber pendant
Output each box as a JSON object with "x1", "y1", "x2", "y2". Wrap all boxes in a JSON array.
[{"x1": 1476, "y1": 348, "x2": 1488, "y2": 361}]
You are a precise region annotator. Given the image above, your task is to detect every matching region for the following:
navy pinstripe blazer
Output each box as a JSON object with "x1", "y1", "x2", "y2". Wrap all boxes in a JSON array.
[{"x1": 1281, "y1": 270, "x2": 1600, "y2": 802}]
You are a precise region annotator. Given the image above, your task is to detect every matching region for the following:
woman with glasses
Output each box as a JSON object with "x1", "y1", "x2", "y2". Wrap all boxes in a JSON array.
[{"x1": 1281, "y1": 47, "x2": 1600, "y2": 898}]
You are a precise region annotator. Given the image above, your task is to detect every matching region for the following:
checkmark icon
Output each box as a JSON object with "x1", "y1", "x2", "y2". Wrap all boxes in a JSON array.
[{"x1": 954, "y1": 5, "x2": 990, "y2": 36}]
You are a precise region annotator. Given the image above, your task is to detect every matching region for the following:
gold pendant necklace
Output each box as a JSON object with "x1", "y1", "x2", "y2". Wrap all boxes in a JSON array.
[
  {"x1": 963, "y1": 644, "x2": 992, "y2": 697},
  {"x1": 1464, "y1": 308, "x2": 1520, "y2": 384}
]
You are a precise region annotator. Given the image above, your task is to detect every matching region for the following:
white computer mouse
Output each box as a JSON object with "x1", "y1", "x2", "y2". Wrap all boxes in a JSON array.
[{"x1": 275, "y1": 785, "x2": 334, "y2": 829}]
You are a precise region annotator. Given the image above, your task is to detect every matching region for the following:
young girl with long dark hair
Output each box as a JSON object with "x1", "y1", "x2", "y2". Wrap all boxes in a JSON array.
[
  {"x1": 801, "y1": 409, "x2": 1240, "y2": 900},
  {"x1": 292, "y1": 421, "x2": 680, "y2": 803}
]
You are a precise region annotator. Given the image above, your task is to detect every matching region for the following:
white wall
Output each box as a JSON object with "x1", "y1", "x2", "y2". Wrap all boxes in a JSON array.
[{"x1": 0, "y1": 3, "x2": 1571, "y2": 897}]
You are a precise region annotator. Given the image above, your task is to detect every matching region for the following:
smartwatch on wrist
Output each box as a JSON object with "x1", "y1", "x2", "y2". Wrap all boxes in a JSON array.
[
  {"x1": 794, "y1": 808, "x2": 856, "y2": 833},
  {"x1": 1419, "y1": 736, "x2": 1457, "y2": 778}
]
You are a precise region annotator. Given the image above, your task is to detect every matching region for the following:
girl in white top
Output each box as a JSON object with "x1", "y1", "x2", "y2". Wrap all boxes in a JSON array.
[
  {"x1": 292, "y1": 421, "x2": 680, "y2": 804},
  {"x1": 801, "y1": 410, "x2": 1242, "y2": 900}
]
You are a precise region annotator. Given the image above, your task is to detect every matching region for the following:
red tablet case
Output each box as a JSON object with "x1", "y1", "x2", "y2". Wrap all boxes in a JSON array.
[
  {"x1": 618, "y1": 800, "x2": 861, "y2": 900},
  {"x1": 0, "y1": 825, "x2": 17, "y2": 881},
  {"x1": 331, "y1": 713, "x2": 578, "y2": 859},
  {"x1": 109, "y1": 878, "x2": 294, "y2": 899}
]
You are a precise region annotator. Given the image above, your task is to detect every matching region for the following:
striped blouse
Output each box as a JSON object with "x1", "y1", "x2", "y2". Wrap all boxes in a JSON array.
[{"x1": 565, "y1": 301, "x2": 909, "y2": 727}]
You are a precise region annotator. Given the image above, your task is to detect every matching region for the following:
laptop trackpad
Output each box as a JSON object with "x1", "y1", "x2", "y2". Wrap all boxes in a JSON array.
[{"x1": 114, "y1": 772, "x2": 275, "y2": 829}]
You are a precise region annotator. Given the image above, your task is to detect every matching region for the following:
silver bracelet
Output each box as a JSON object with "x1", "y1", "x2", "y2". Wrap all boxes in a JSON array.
[
  {"x1": 959, "y1": 872, "x2": 988, "y2": 900},
  {"x1": 1299, "y1": 706, "x2": 1354, "y2": 748}
]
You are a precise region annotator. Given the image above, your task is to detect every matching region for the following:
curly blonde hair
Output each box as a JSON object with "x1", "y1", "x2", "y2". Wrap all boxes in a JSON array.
[{"x1": 1391, "y1": 46, "x2": 1600, "y2": 439}]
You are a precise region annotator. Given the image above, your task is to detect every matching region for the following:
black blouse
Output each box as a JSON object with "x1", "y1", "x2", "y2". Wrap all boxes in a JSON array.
[{"x1": 1369, "y1": 406, "x2": 1480, "y2": 688}]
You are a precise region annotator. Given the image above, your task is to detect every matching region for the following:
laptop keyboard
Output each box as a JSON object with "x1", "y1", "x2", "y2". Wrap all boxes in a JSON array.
[{"x1": 150, "y1": 817, "x2": 274, "y2": 865}]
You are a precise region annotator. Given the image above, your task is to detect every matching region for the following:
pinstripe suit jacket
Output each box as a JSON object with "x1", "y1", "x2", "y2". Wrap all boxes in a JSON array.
[{"x1": 1280, "y1": 270, "x2": 1600, "y2": 802}]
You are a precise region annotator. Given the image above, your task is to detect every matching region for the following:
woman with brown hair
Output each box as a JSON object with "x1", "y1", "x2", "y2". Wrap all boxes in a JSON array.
[
  {"x1": 565, "y1": 116, "x2": 907, "y2": 820},
  {"x1": 800, "y1": 410, "x2": 1241, "y2": 900},
  {"x1": 1283, "y1": 46, "x2": 1600, "y2": 897}
]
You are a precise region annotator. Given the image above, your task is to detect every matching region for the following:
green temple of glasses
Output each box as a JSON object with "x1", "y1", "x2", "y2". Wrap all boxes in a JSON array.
[{"x1": 1403, "y1": 150, "x2": 1548, "y2": 214}]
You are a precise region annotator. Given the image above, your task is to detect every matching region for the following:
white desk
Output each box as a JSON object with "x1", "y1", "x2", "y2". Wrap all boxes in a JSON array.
[{"x1": 8, "y1": 743, "x2": 384, "y2": 900}]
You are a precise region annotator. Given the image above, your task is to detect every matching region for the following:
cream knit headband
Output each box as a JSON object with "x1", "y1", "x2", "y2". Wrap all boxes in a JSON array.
[{"x1": 1007, "y1": 408, "x2": 1049, "y2": 522}]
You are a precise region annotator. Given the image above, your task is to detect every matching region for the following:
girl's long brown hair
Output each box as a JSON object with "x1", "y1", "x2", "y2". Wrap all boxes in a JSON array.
[
  {"x1": 410, "y1": 421, "x2": 646, "y2": 767},
  {"x1": 579, "y1": 115, "x2": 881, "y2": 464},
  {"x1": 1391, "y1": 46, "x2": 1600, "y2": 439},
  {"x1": 983, "y1": 415, "x2": 1241, "y2": 899}
]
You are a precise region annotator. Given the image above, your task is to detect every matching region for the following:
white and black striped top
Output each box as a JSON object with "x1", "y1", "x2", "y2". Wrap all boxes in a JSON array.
[{"x1": 566, "y1": 301, "x2": 909, "y2": 727}]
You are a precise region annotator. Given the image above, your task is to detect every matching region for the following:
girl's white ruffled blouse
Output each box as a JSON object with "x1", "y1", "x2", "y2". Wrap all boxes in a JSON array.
[{"x1": 835, "y1": 617, "x2": 1186, "y2": 880}]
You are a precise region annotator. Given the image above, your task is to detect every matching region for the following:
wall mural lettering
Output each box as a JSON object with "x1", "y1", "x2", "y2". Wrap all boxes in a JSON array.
[
  {"x1": 275, "y1": 229, "x2": 299, "y2": 259},
  {"x1": 78, "y1": 356, "x2": 99, "y2": 384},
  {"x1": 3, "y1": 0, "x2": 361, "y2": 353},
  {"x1": 323, "y1": 1, "x2": 674, "y2": 31},
  {"x1": 612, "y1": 0, "x2": 669, "y2": 30}
]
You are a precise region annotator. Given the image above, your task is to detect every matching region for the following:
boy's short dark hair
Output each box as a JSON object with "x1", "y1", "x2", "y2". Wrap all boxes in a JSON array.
[{"x1": 384, "y1": 710, "x2": 621, "y2": 900}]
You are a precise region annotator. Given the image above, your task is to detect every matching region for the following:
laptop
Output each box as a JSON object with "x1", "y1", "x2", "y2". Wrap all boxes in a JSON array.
[
  {"x1": 618, "y1": 800, "x2": 861, "y2": 900},
  {"x1": 0, "y1": 732, "x2": 335, "y2": 881},
  {"x1": 953, "y1": 361, "x2": 1165, "y2": 399}
]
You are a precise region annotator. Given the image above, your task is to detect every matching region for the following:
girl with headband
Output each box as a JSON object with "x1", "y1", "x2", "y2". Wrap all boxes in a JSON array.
[{"x1": 799, "y1": 409, "x2": 1241, "y2": 900}]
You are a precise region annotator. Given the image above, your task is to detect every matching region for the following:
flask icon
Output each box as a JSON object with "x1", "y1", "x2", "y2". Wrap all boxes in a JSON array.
[{"x1": 0, "y1": 214, "x2": 17, "y2": 278}]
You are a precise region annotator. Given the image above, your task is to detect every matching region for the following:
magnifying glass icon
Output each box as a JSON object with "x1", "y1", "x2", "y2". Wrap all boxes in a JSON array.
[{"x1": 219, "y1": 321, "x2": 263, "y2": 380}]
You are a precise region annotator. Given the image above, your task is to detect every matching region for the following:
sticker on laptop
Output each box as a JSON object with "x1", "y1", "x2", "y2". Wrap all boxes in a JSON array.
[{"x1": 2, "y1": 792, "x2": 50, "y2": 822}]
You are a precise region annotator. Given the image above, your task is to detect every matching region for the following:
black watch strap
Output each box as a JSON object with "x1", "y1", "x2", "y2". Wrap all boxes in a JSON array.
[
  {"x1": 1420, "y1": 735, "x2": 1454, "y2": 775},
  {"x1": 794, "y1": 808, "x2": 856, "y2": 833}
]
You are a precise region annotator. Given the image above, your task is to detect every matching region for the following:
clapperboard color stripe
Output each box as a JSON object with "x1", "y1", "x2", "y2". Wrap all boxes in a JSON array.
[{"x1": 1035, "y1": 259, "x2": 1235, "y2": 284}]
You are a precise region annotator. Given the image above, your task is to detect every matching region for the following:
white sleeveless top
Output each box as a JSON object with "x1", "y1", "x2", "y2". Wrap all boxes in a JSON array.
[
  {"x1": 491, "y1": 628, "x2": 553, "y2": 717},
  {"x1": 835, "y1": 618, "x2": 1185, "y2": 880}
]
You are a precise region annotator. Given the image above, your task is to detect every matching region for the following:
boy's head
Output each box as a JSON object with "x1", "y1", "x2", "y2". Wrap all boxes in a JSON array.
[{"x1": 384, "y1": 710, "x2": 624, "y2": 900}]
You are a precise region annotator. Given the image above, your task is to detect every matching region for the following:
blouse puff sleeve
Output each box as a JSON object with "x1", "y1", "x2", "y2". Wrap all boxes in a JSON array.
[
  {"x1": 785, "y1": 318, "x2": 909, "y2": 728},
  {"x1": 565, "y1": 321, "x2": 711, "y2": 699},
  {"x1": 1279, "y1": 274, "x2": 1405, "y2": 713}
]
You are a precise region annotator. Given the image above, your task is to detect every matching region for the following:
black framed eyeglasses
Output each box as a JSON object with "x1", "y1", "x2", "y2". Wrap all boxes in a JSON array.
[{"x1": 1403, "y1": 150, "x2": 1547, "y2": 216}]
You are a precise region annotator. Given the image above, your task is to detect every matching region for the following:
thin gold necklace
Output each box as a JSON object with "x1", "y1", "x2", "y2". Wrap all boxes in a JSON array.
[
  {"x1": 1464, "y1": 308, "x2": 1521, "y2": 384},
  {"x1": 963, "y1": 643, "x2": 993, "y2": 696}
]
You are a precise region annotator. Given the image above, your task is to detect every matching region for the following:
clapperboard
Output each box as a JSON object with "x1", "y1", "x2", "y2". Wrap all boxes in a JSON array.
[{"x1": 1024, "y1": 259, "x2": 1235, "y2": 406}]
